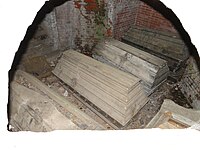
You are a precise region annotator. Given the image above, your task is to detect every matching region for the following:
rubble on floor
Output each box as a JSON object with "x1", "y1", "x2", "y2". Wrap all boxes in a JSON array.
[{"x1": 146, "y1": 99, "x2": 200, "y2": 129}]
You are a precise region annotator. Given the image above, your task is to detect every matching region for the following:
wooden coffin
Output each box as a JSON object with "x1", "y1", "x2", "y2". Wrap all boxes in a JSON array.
[
  {"x1": 53, "y1": 50, "x2": 148, "y2": 125},
  {"x1": 93, "y1": 39, "x2": 169, "y2": 94}
]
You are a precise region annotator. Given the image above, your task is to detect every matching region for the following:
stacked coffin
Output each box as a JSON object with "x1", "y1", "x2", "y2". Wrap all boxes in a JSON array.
[
  {"x1": 122, "y1": 27, "x2": 189, "y2": 73},
  {"x1": 53, "y1": 50, "x2": 148, "y2": 126},
  {"x1": 93, "y1": 39, "x2": 169, "y2": 94}
]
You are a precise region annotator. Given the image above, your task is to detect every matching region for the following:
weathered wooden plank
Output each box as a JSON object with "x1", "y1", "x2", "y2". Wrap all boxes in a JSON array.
[
  {"x1": 14, "y1": 70, "x2": 106, "y2": 129},
  {"x1": 126, "y1": 29, "x2": 184, "y2": 49},
  {"x1": 93, "y1": 39, "x2": 169, "y2": 89},
  {"x1": 53, "y1": 69, "x2": 133, "y2": 125},
  {"x1": 72, "y1": 92, "x2": 119, "y2": 130},
  {"x1": 127, "y1": 28, "x2": 185, "y2": 49},
  {"x1": 53, "y1": 66, "x2": 146, "y2": 116},
  {"x1": 53, "y1": 65, "x2": 127, "y2": 114},
  {"x1": 62, "y1": 53, "x2": 142, "y2": 95},
  {"x1": 109, "y1": 39, "x2": 167, "y2": 66},
  {"x1": 104, "y1": 39, "x2": 169, "y2": 75},
  {"x1": 122, "y1": 35, "x2": 183, "y2": 62},
  {"x1": 53, "y1": 50, "x2": 148, "y2": 125},
  {"x1": 57, "y1": 61, "x2": 130, "y2": 103},
  {"x1": 63, "y1": 50, "x2": 140, "y2": 89},
  {"x1": 97, "y1": 44, "x2": 162, "y2": 76},
  {"x1": 95, "y1": 40, "x2": 167, "y2": 72},
  {"x1": 58, "y1": 58, "x2": 143, "y2": 101},
  {"x1": 59, "y1": 56, "x2": 132, "y2": 95},
  {"x1": 60, "y1": 54, "x2": 145, "y2": 99},
  {"x1": 94, "y1": 45, "x2": 156, "y2": 86}
]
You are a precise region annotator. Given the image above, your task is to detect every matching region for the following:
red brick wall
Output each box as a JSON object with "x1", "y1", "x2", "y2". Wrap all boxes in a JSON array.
[
  {"x1": 113, "y1": 0, "x2": 177, "y2": 40},
  {"x1": 134, "y1": 2, "x2": 176, "y2": 33},
  {"x1": 113, "y1": 0, "x2": 140, "y2": 40}
]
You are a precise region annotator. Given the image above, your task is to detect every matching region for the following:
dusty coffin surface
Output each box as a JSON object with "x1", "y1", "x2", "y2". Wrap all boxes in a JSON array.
[
  {"x1": 146, "y1": 99, "x2": 200, "y2": 129},
  {"x1": 53, "y1": 50, "x2": 148, "y2": 126},
  {"x1": 122, "y1": 27, "x2": 189, "y2": 73},
  {"x1": 10, "y1": 70, "x2": 106, "y2": 131},
  {"x1": 93, "y1": 38, "x2": 169, "y2": 94},
  {"x1": 10, "y1": 81, "x2": 80, "y2": 131}
]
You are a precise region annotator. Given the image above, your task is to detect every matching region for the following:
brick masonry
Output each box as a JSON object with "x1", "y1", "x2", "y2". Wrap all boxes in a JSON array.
[
  {"x1": 112, "y1": 0, "x2": 140, "y2": 40},
  {"x1": 134, "y1": 1, "x2": 177, "y2": 33},
  {"x1": 112, "y1": 0, "x2": 177, "y2": 40}
]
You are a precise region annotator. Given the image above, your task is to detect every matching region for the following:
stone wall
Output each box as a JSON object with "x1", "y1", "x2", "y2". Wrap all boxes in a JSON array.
[
  {"x1": 179, "y1": 57, "x2": 200, "y2": 110},
  {"x1": 25, "y1": 10, "x2": 60, "y2": 57},
  {"x1": 73, "y1": 0, "x2": 113, "y2": 54},
  {"x1": 26, "y1": 0, "x2": 113, "y2": 56}
]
